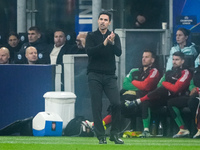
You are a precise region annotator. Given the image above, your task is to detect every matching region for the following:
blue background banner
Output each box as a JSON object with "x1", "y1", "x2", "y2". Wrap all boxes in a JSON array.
[
  {"x1": 0, "y1": 65, "x2": 55, "y2": 129},
  {"x1": 173, "y1": 0, "x2": 200, "y2": 33},
  {"x1": 75, "y1": 0, "x2": 92, "y2": 34},
  {"x1": 176, "y1": 16, "x2": 197, "y2": 25}
]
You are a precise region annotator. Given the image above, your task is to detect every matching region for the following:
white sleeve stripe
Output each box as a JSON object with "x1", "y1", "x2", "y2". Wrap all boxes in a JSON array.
[
  {"x1": 127, "y1": 68, "x2": 138, "y2": 77},
  {"x1": 150, "y1": 68, "x2": 158, "y2": 78},
  {"x1": 179, "y1": 69, "x2": 189, "y2": 82}
]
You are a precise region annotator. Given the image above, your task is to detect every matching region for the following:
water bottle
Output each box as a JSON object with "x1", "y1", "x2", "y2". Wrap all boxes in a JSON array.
[
  {"x1": 157, "y1": 121, "x2": 163, "y2": 136},
  {"x1": 151, "y1": 121, "x2": 157, "y2": 136}
]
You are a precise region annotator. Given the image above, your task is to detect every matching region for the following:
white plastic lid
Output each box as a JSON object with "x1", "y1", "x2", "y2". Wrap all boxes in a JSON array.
[
  {"x1": 32, "y1": 112, "x2": 63, "y2": 130},
  {"x1": 43, "y1": 92, "x2": 76, "y2": 99}
]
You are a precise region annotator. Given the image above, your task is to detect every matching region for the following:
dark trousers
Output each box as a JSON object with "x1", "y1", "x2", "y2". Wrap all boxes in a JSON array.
[
  {"x1": 168, "y1": 96, "x2": 190, "y2": 120},
  {"x1": 168, "y1": 94, "x2": 199, "y2": 121},
  {"x1": 88, "y1": 72, "x2": 121, "y2": 139},
  {"x1": 140, "y1": 86, "x2": 169, "y2": 119},
  {"x1": 188, "y1": 94, "x2": 200, "y2": 119},
  {"x1": 120, "y1": 87, "x2": 169, "y2": 120}
]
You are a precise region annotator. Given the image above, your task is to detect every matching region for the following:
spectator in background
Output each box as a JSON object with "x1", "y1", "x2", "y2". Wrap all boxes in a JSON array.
[
  {"x1": 0, "y1": 47, "x2": 10, "y2": 64},
  {"x1": 49, "y1": 29, "x2": 72, "y2": 65},
  {"x1": 70, "y1": 32, "x2": 87, "y2": 54},
  {"x1": 76, "y1": 33, "x2": 87, "y2": 49},
  {"x1": 166, "y1": 28, "x2": 199, "y2": 71},
  {"x1": 5, "y1": 32, "x2": 22, "y2": 63},
  {"x1": 125, "y1": 0, "x2": 163, "y2": 29},
  {"x1": 16, "y1": 26, "x2": 50, "y2": 64},
  {"x1": 25, "y1": 46, "x2": 38, "y2": 64}
]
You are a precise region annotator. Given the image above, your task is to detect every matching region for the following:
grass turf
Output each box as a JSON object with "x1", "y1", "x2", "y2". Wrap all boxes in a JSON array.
[{"x1": 0, "y1": 136, "x2": 200, "y2": 150}]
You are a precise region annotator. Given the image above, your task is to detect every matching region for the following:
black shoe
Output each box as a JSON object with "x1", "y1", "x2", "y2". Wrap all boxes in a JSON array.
[
  {"x1": 110, "y1": 135, "x2": 124, "y2": 144},
  {"x1": 99, "y1": 137, "x2": 107, "y2": 144}
]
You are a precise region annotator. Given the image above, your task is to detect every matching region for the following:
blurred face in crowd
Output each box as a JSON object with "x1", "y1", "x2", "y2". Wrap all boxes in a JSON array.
[
  {"x1": 0, "y1": 47, "x2": 10, "y2": 64},
  {"x1": 25, "y1": 46, "x2": 38, "y2": 64},
  {"x1": 176, "y1": 30, "x2": 188, "y2": 46},
  {"x1": 172, "y1": 55, "x2": 184, "y2": 68},
  {"x1": 8, "y1": 35, "x2": 20, "y2": 47},
  {"x1": 54, "y1": 31, "x2": 66, "y2": 47},
  {"x1": 76, "y1": 33, "x2": 87, "y2": 49},
  {"x1": 28, "y1": 30, "x2": 41, "y2": 43},
  {"x1": 98, "y1": 14, "x2": 111, "y2": 32},
  {"x1": 142, "y1": 52, "x2": 155, "y2": 68}
]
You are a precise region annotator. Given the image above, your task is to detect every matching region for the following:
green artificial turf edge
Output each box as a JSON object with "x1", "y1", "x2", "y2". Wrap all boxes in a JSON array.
[{"x1": 0, "y1": 136, "x2": 200, "y2": 150}]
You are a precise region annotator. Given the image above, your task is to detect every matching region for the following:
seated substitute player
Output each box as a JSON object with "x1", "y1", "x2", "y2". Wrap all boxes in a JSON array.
[
  {"x1": 125, "y1": 51, "x2": 193, "y2": 137},
  {"x1": 121, "y1": 50, "x2": 161, "y2": 117},
  {"x1": 86, "y1": 50, "x2": 160, "y2": 131},
  {"x1": 168, "y1": 59, "x2": 200, "y2": 138}
]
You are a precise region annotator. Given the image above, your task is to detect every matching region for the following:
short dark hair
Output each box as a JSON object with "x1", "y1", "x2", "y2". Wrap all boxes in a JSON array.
[
  {"x1": 54, "y1": 29, "x2": 66, "y2": 36},
  {"x1": 173, "y1": 51, "x2": 185, "y2": 60},
  {"x1": 177, "y1": 28, "x2": 190, "y2": 36},
  {"x1": 143, "y1": 49, "x2": 156, "y2": 59},
  {"x1": 28, "y1": 26, "x2": 41, "y2": 34},
  {"x1": 98, "y1": 11, "x2": 111, "y2": 21},
  {"x1": 7, "y1": 32, "x2": 20, "y2": 40}
]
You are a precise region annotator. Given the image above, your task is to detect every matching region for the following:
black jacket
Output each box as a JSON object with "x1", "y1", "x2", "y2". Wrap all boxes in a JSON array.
[
  {"x1": 15, "y1": 37, "x2": 50, "y2": 64},
  {"x1": 4, "y1": 42, "x2": 22, "y2": 63},
  {"x1": 70, "y1": 45, "x2": 86, "y2": 54},
  {"x1": 85, "y1": 29, "x2": 122, "y2": 75},
  {"x1": 193, "y1": 65, "x2": 200, "y2": 87}
]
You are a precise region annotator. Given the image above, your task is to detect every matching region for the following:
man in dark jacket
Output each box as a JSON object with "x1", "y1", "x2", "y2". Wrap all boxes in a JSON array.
[
  {"x1": 15, "y1": 26, "x2": 50, "y2": 64},
  {"x1": 49, "y1": 29, "x2": 72, "y2": 65},
  {"x1": 4, "y1": 32, "x2": 22, "y2": 63},
  {"x1": 85, "y1": 11, "x2": 123, "y2": 144}
]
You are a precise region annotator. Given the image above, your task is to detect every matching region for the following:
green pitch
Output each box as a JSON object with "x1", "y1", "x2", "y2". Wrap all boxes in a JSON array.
[{"x1": 0, "y1": 136, "x2": 200, "y2": 150}]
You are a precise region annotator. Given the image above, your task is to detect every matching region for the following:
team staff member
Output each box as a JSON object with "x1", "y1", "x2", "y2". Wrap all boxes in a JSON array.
[
  {"x1": 85, "y1": 11, "x2": 123, "y2": 144},
  {"x1": 126, "y1": 51, "x2": 193, "y2": 137}
]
